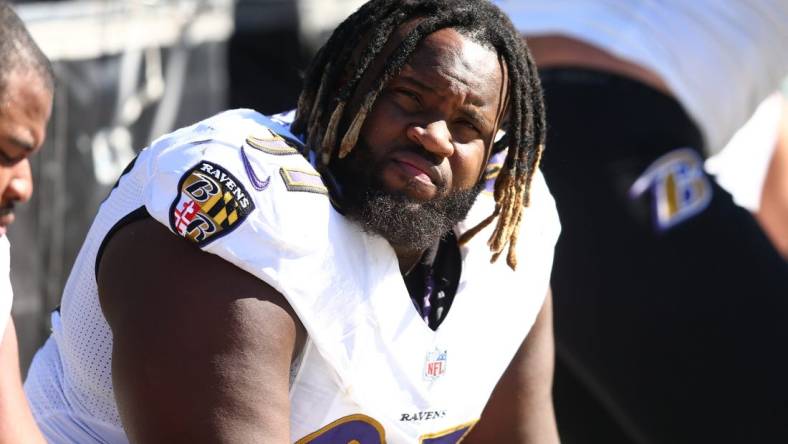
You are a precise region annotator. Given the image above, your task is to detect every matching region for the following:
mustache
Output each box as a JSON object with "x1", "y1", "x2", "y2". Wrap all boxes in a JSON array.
[
  {"x1": 351, "y1": 138, "x2": 443, "y2": 168},
  {"x1": 398, "y1": 144, "x2": 441, "y2": 164},
  {"x1": 389, "y1": 144, "x2": 448, "y2": 189},
  {"x1": 330, "y1": 139, "x2": 449, "y2": 200},
  {"x1": 0, "y1": 204, "x2": 15, "y2": 217}
]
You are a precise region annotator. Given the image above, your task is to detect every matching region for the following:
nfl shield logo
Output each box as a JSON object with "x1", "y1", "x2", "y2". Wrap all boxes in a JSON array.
[{"x1": 424, "y1": 349, "x2": 448, "y2": 381}]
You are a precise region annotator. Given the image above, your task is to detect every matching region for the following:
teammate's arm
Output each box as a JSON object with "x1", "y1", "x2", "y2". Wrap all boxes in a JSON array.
[
  {"x1": 0, "y1": 320, "x2": 46, "y2": 444},
  {"x1": 462, "y1": 290, "x2": 560, "y2": 444},
  {"x1": 97, "y1": 216, "x2": 306, "y2": 443},
  {"x1": 758, "y1": 95, "x2": 788, "y2": 257}
]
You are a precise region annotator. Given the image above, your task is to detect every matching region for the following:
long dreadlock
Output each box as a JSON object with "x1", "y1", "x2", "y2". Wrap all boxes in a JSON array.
[{"x1": 292, "y1": 0, "x2": 546, "y2": 270}]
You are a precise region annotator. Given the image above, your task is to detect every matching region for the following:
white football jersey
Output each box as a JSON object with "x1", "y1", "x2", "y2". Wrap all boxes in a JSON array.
[
  {"x1": 25, "y1": 109, "x2": 560, "y2": 443},
  {"x1": 0, "y1": 236, "x2": 12, "y2": 339}
]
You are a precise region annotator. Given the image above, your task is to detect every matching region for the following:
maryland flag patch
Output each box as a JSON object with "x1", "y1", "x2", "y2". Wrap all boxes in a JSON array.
[{"x1": 169, "y1": 161, "x2": 255, "y2": 246}]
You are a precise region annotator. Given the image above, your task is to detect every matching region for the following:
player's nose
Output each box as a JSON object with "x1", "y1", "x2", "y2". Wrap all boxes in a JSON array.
[
  {"x1": 2, "y1": 159, "x2": 34, "y2": 205},
  {"x1": 406, "y1": 120, "x2": 454, "y2": 159}
]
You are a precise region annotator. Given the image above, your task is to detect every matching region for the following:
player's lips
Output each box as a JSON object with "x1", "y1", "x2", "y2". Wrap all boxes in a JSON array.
[{"x1": 389, "y1": 152, "x2": 443, "y2": 187}]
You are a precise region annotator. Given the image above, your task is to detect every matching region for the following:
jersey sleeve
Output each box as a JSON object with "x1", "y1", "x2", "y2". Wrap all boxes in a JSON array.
[{"x1": 141, "y1": 125, "x2": 335, "y2": 296}]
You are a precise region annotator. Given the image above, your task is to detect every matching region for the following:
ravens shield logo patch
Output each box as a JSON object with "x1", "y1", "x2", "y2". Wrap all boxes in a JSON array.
[
  {"x1": 169, "y1": 161, "x2": 256, "y2": 246},
  {"x1": 629, "y1": 148, "x2": 712, "y2": 232}
]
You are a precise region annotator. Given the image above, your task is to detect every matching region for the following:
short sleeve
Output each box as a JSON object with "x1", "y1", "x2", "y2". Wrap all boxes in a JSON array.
[{"x1": 140, "y1": 125, "x2": 335, "y2": 295}]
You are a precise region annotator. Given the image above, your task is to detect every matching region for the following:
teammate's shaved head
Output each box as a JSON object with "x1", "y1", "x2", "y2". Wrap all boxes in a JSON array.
[
  {"x1": 0, "y1": 1, "x2": 54, "y2": 99},
  {"x1": 292, "y1": 0, "x2": 545, "y2": 269}
]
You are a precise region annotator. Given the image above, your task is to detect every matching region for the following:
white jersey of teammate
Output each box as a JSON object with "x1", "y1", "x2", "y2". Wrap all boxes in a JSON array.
[
  {"x1": 25, "y1": 109, "x2": 560, "y2": 443},
  {"x1": 496, "y1": 0, "x2": 788, "y2": 155},
  {"x1": 0, "y1": 236, "x2": 12, "y2": 338}
]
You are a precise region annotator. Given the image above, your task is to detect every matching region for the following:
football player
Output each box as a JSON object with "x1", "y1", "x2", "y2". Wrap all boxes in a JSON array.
[
  {"x1": 498, "y1": 1, "x2": 788, "y2": 442},
  {"x1": 0, "y1": 2, "x2": 53, "y2": 443},
  {"x1": 25, "y1": 1, "x2": 561, "y2": 442}
]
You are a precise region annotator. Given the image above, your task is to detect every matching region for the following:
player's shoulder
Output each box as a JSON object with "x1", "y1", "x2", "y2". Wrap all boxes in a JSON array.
[
  {"x1": 138, "y1": 109, "x2": 333, "y2": 254},
  {"x1": 148, "y1": 108, "x2": 303, "y2": 154},
  {"x1": 144, "y1": 108, "x2": 314, "y2": 193}
]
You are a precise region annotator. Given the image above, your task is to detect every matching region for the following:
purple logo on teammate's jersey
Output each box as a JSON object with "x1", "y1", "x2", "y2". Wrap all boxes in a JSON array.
[{"x1": 629, "y1": 147, "x2": 712, "y2": 232}]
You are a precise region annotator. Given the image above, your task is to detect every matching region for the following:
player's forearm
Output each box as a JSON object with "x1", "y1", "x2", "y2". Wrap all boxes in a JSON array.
[{"x1": 757, "y1": 98, "x2": 788, "y2": 257}]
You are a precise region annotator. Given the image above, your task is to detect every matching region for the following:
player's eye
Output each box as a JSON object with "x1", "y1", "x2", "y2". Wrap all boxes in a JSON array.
[
  {"x1": 453, "y1": 119, "x2": 482, "y2": 137},
  {"x1": 392, "y1": 88, "x2": 422, "y2": 108},
  {"x1": 450, "y1": 120, "x2": 485, "y2": 145}
]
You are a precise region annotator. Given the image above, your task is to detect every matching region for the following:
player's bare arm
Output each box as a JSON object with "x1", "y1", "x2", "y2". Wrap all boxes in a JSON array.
[
  {"x1": 463, "y1": 291, "x2": 559, "y2": 444},
  {"x1": 97, "y1": 216, "x2": 305, "y2": 443}
]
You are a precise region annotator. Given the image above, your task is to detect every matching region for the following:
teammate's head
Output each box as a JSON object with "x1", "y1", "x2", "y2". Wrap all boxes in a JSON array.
[
  {"x1": 0, "y1": 1, "x2": 54, "y2": 236},
  {"x1": 292, "y1": 0, "x2": 544, "y2": 269}
]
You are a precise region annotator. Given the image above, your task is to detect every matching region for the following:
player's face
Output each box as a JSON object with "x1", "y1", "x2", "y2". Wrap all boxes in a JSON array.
[
  {"x1": 329, "y1": 26, "x2": 508, "y2": 252},
  {"x1": 0, "y1": 70, "x2": 53, "y2": 237},
  {"x1": 356, "y1": 27, "x2": 507, "y2": 202}
]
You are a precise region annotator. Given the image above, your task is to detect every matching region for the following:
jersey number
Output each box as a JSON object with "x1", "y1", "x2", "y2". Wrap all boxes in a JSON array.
[{"x1": 295, "y1": 414, "x2": 474, "y2": 444}]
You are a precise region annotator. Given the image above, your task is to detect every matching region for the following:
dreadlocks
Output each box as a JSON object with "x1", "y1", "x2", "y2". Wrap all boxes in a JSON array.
[{"x1": 292, "y1": 0, "x2": 545, "y2": 270}]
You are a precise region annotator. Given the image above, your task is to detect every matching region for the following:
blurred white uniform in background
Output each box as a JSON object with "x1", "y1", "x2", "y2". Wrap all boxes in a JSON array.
[
  {"x1": 706, "y1": 93, "x2": 784, "y2": 212},
  {"x1": 498, "y1": 0, "x2": 788, "y2": 154}
]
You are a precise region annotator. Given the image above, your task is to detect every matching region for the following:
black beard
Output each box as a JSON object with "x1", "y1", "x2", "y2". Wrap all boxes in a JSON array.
[
  {"x1": 328, "y1": 143, "x2": 484, "y2": 251},
  {"x1": 351, "y1": 184, "x2": 484, "y2": 251}
]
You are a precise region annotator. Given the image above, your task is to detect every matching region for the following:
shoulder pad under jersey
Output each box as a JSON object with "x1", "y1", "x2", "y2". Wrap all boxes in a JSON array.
[{"x1": 141, "y1": 109, "x2": 333, "y2": 266}]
